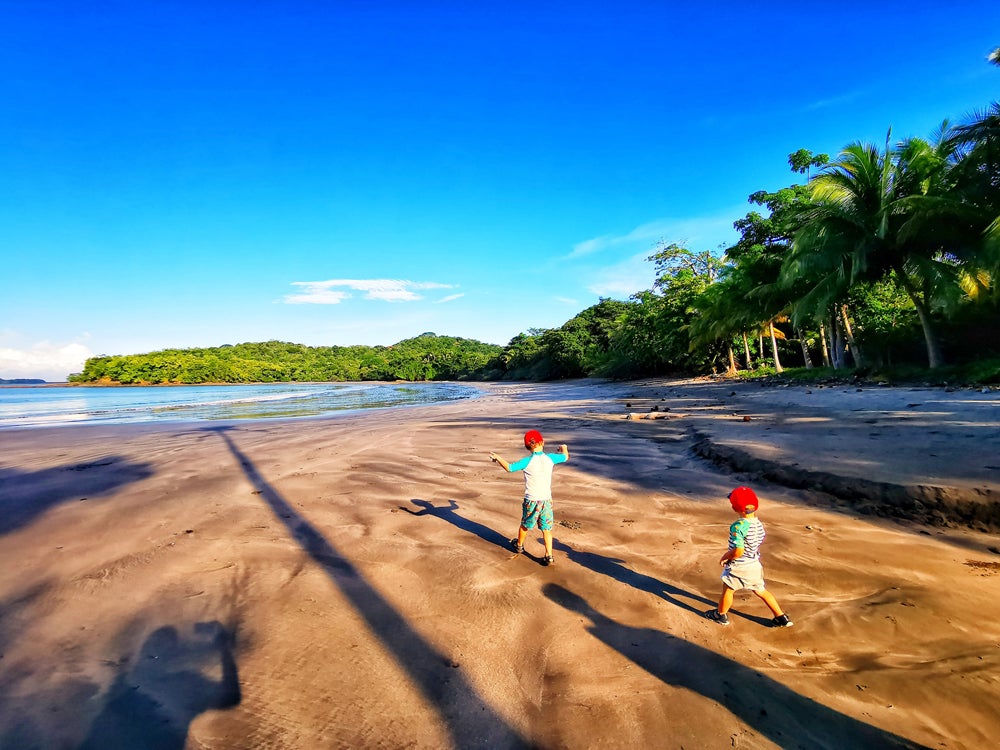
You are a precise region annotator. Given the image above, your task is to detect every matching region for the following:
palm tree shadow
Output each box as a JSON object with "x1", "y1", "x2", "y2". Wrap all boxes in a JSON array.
[
  {"x1": 80, "y1": 621, "x2": 240, "y2": 750},
  {"x1": 551, "y1": 540, "x2": 771, "y2": 627},
  {"x1": 207, "y1": 427, "x2": 529, "y2": 749},
  {"x1": 543, "y1": 584, "x2": 928, "y2": 750},
  {"x1": 0, "y1": 457, "x2": 154, "y2": 536}
]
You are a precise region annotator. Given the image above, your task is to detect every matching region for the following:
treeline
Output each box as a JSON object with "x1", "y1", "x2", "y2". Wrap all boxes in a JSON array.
[
  {"x1": 492, "y1": 94, "x2": 1000, "y2": 381},
  {"x1": 70, "y1": 335, "x2": 503, "y2": 384}
]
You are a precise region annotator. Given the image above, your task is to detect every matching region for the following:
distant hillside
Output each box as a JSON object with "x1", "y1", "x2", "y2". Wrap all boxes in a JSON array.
[
  {"x1": 69, "y1": 335, "x2": 503, "y2": 384},
  {"x1": 0, "y1": 377, "x2": 47, "y2": 385}
]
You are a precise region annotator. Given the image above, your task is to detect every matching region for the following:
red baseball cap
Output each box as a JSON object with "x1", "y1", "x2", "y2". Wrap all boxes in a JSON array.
[
  {"x1": 728, "y1": 486, "x2": 759, "y2": 513},
  {"x1": 524, "y1": 430, "x2": 544, "y2": 449}
]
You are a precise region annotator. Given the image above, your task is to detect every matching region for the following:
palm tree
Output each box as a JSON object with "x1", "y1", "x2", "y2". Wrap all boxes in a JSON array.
[
  {"x1": 946, "y1": 102, "x2": 1000, "y2": 289},
  {"x1": 782, "y1": 134, "x2": 957, "y2": 368},
  {"x1": 689, "y1": 279, "x2": 743, "y2": 375}
]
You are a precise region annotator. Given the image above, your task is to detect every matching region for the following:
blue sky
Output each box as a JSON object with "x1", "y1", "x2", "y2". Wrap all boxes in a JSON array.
[{"x1": 2, "y1": 2, "x2": 998, "y2": 380}]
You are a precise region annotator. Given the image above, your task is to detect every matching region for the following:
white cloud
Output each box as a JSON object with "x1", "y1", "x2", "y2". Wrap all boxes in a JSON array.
[
  {"x1": 568, "y1": 220, "x2": 674, "y2": 259},
  {"x1": 0, "y1": 340, "x2": 93, "y2": 382},
  {"x1": 283, "y1": 279, "x2": 455, "y2": 305},
  {"x1": 283, "y1": 286, "x2": 352, "y2": 304},
  {"x1": 434, "y1": 293, "x2": 465, "y2": 304},
  {"x1": 568, "y1": 211, "x2": 742, "y2": 260},
  {"x1": 569, "y1": 235, "x2": 613, "y2": 258},
  {"x1": 555, "y1": 296, "x2": 578, "y2": 305},
  {"x1": 586, "y1": 252, "x2": 656, "y2": 299},
  {"x1": 803, "y1": 90, "x2": 863, "y2": 112}
]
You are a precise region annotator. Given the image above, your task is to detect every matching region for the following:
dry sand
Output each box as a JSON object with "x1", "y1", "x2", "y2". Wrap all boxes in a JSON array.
[{"x1": 1, "y1": 378, "x2": 998, "y2": 749}]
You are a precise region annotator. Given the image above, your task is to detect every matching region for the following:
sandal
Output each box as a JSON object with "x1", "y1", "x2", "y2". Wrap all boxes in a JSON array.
[
  {"x1": 509, "y1": 538, "x2": 523, "y2": 554},
  {"x1": 542, "y1": 554, "x2": 554, "y2": 566}
]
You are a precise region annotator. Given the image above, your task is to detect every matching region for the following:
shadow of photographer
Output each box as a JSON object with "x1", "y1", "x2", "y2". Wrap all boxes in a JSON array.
[{"x1": 80, "y1": 621, "x2": 240, "y2": 750}]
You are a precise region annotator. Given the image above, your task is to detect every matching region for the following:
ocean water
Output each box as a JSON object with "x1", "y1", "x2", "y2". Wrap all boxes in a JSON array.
[{"x1": 0, "y1": 382, "x2": 482, "y2": 429}]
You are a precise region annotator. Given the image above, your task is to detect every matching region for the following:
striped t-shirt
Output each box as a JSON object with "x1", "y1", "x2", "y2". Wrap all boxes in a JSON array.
[{"x1": 728, "y1": 517, "x2": 766, "y2": 562}]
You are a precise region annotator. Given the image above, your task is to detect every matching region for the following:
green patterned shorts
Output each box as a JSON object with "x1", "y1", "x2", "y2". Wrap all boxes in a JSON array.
[{"x1": 520, "y1": 498, "x2": 554, "y2": 531}]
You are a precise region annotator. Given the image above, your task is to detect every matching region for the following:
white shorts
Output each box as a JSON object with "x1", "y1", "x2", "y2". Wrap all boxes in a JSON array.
[{"x1": 721, "y1": 559, "x2": 766, "y2": 591}]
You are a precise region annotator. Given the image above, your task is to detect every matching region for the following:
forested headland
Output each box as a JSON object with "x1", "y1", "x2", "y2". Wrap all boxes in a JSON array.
[
  {"x1": 73, "y1": 79, "x2": 1000, "y2": 386},
  {"x1": 69, "y1": 336, "x2": 502, "y2": 384}
]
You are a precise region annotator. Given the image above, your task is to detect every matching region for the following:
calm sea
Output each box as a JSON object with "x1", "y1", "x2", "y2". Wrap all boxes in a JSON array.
[{"x1": 0, "y1": 382, "x2": 483, "y2": 429}]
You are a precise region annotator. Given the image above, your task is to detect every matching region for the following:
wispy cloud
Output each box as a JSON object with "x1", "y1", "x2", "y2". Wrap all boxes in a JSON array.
[
  {"x1": 586, "y1": 252, "x2": 656, "y2": 298},
  {"x1": 568, "y1": 221, "x2": 673, "y2": 259},
  {"x1": 0, "y1": 339, "x2": 93, "y2": 381},
  {"x1": 283, "y1": 279, "x2": 455, "y2": 305},
  {"x1": 434, "y1": 293, "x2": 465, "y2": 304},
  {"x1": 283, "y1": 287, "x2": 352, "y2": 304},
  {"x1": 803, "y1": 89, "x2": 864, "y2": 112},
  {"x1": 555, "y1": 296, "x2": 578, "y2": 305},
  {"x1": 568, "y1": 212, "x2": 741, "y2": 260}
]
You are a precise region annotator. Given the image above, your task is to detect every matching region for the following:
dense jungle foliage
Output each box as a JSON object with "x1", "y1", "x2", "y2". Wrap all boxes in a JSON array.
[
  {"x1": 70, "y1": 335, "x2": 502, "y2": 384},
  {"x1": 492, "y1": 91, "x2": 1000, "y2": 383},
  {"x1": 73, "y1": 75, "x2": 1000, "y2": 386}
]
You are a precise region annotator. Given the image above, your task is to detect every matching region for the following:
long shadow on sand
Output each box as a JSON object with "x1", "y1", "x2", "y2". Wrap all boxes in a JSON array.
[
  {"x1": 0, "y1": 457, "x2": 154, "y2": 536},
  {"x1": 401, "y1": 498, "x2": 510, "y2": 550},
  {"x1": 209, "y1": 427, "x2": 530, "y2": 749},
  {"x1": 548, "y1": 540, "x2": 750, "y2": 622},
  {"x1": 544, "y1": 583, "x2": 929, "y2": 750},
  {"x1": 402, "y1": 499, "x2": 554, "y2": 565},
  {"x1": 79, "y1": 621, "x2": 240, "y2": 750}
]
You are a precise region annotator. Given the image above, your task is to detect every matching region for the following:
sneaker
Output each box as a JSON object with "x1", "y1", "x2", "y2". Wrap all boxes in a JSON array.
[
  {"x1": 771, "y1": 614, "x2": 793, "y2": 628},
  {"x1": 509, "y1": 539, "x2": 523, "y2": 554},
  {"x1": 542, "y1": 554, "x2": 554, "y2": 566},
  {"x1": 704, "y1": 609, "x2": 729, "y2": 626}
]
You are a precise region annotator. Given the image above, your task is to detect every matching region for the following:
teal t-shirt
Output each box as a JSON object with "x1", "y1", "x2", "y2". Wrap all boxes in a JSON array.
[{"x1": 507, "y1": 450, "x2": 567, "y2": 502}]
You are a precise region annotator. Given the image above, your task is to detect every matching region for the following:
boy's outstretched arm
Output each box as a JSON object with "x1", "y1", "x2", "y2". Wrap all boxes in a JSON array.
[
  {"x1": 558, "y1": 444, "x2": 569, "y2": 461},
  {"x1": 489, "y1": 452, "x2": 511, "y2": 471}
]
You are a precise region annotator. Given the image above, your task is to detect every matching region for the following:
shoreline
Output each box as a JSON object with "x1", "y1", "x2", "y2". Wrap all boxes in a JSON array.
[
  {"x1": 0, "y1": 378, "x2": 484, "y2": 388},
  {"x1": 0, "y1": 381, "x2": 490, "y2": 431},
  {"x1": 1, "y1": 378, "x2": 998, "y2": 748}
]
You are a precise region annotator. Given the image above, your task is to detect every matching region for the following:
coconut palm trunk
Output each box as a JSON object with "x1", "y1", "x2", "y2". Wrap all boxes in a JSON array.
[
  {"x1": 833, "y1": 313, "x2": 847, "y2": 369},
  {"x1": 768, "y1": 321, "x2": 784, "y2": 373},
  {"x1": 818, "y1": 321, "x2": 831, "y2": 367},
  {"x1": 839, "y1": 304, "x2": 864, "y2": 368},
  {"x1": 795, "y1": 326, "x2": 813, "y2": 368},
  {"x1": 892, "y1": 262, "x2": 945, "y2": 369}
]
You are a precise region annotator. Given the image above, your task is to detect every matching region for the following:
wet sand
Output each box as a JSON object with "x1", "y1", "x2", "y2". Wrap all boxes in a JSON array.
[{"x1": 1, "y1": 378, "x2": 998, "y2": 749}]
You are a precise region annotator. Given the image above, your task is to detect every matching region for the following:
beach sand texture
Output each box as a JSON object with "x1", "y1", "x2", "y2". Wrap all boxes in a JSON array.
[{"x1": 1, "y1": 378, "x2": 998, "y2": 749}]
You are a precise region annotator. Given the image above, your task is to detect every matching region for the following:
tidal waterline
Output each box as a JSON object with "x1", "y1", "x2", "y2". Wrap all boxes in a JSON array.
[{"x1": 0, "y1": 382, "x2": 483, "y2": 429}]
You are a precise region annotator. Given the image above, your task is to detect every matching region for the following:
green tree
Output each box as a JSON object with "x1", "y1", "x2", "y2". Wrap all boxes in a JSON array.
[
  {"x1": 615, "y1": 242, "x2": 725, "y2": 374},
  {"x1": 783, "y1": 135, "x2": 957, "y2": 368},
  {"x1": 695, "y1": 152, "x2": 831, "y2": 372},
  {"x1": 946, "y1": 102, "x2": 1000, "y2": 291}
]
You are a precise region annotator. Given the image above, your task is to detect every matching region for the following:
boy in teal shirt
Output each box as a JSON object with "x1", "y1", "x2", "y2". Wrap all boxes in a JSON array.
[{"x1": 490, "y1": 429, "x2": 569, "y2": 566}]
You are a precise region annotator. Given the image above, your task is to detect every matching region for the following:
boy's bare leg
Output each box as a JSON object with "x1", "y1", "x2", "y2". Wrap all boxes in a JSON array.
[
  {"x1": 542, "y1": 529, "x2": 553, "y2": 557},
  {"x1": 754, "y1": 589, "x2": 784, "y2": 617},
  {"x1": 718, "y1": 585, "x2": 735, "y2": 615},
  {"x1": 516, "y1": 526, "x2": 528, "y2": 547}
]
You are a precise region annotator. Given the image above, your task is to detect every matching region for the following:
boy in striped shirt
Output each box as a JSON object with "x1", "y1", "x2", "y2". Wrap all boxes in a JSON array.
[{"x1": 705, "y1": 486, "x2": 793, "y2": 627}]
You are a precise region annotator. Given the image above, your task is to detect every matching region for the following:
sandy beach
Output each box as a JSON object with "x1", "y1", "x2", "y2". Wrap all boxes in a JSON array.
[{"x1": 1, "y1": 377, "x2": 998, "y2": 749}]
